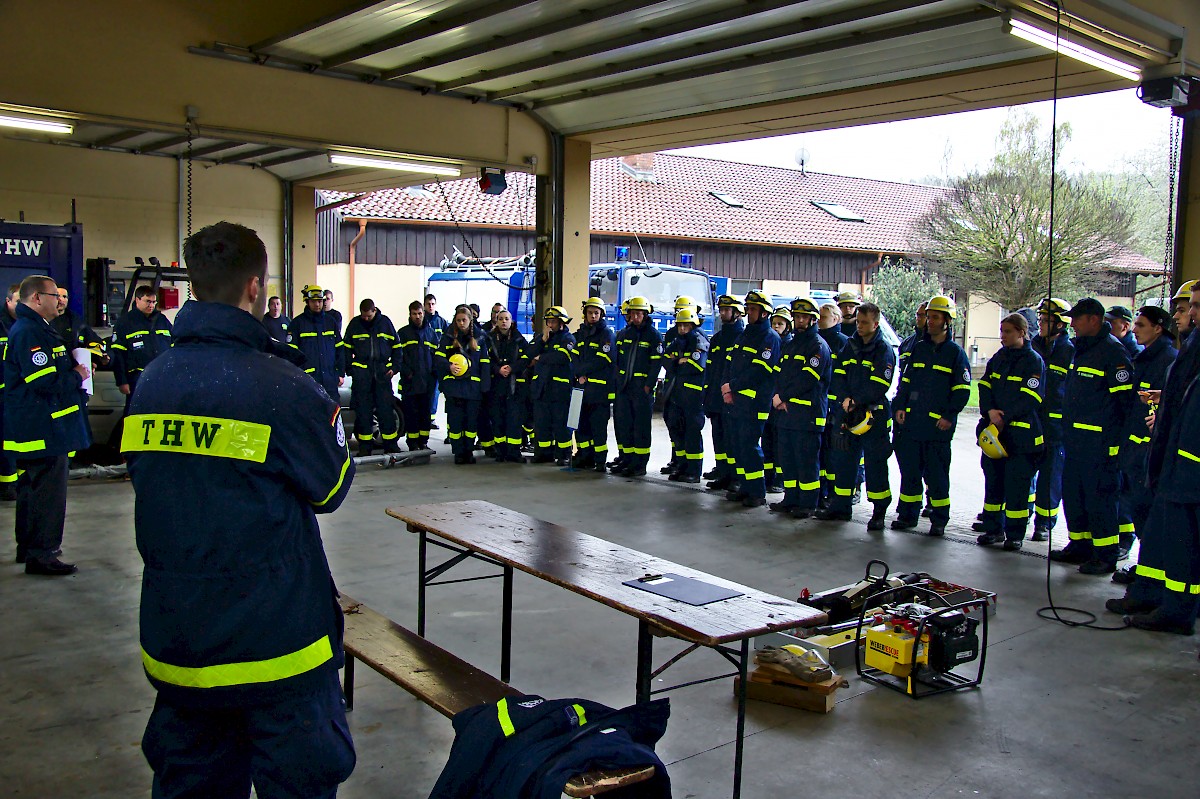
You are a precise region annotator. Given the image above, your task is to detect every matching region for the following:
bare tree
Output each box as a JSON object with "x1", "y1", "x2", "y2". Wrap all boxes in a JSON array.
[{"x1": 912, "y1": 113, "x2": 1135, "y2": 310}]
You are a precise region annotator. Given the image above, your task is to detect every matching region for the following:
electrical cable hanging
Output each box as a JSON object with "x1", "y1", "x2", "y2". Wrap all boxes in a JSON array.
[
  {"x1": 434, "y1": 176, "x2": 536, "y2": 291},
  {"x1": 1036, "y1": 2, "x2": 1128, "y2": 632},
  {"x1": 184, "y1": 117, "x2": 195, "y2": 301},
  {"x1": 1162, "y1": 115, "x2": 1182, "y2": 304}
]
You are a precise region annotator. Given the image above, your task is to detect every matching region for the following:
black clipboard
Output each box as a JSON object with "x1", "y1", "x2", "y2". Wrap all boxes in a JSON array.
[{"x1": 623, "y1": 573, "x2": 744, "y2": 606}]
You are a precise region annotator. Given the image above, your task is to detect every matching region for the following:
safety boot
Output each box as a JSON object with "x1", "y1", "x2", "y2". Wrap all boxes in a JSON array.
[{"x1": 357, "y1": 441, "x2": 374, "y2": 458}]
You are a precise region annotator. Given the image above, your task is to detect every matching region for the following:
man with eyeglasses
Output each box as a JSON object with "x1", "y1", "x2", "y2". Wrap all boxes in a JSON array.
[
  {"x1": 4, "y1": 276, "x2": 91, "y2": 574},
  {"x1": 110, "y1": 286, "x2": 173, "y2": 411},
  {"x1": 49, "y1": 285, "x2": 107, "y2": 367}
]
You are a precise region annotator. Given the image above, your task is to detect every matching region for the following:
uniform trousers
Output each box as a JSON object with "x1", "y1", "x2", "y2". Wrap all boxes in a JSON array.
[
  {"x1": 706, "y1": 412, "x2": 733, "y2": 479},
  {"x1": 761, "y1": 420, "x2": 781, "y2": 488},
  {"x1": 893, "y1": 436, "x2": 951, "y2": 525},
  {"x1": 613, "y1": 388, "x2": 653, "y2": 468},
  {"x1": 15, "y1": 455, "x2": 68, "y2": 562},
  {"x1": 401, "y1": 391, "x2": 431, "y2": 449},
  {"x1": 1126, "y1": 499, "x2": 1200, "y2": 625},
  {"x1": 574, "y1": 400, "x2": 611, "y2": 466},
  {"x1": 777, "y1": 427, "x2": 822, "y2": 510},
  {"x1": 487, "y1": 392, "x2": 525, "y2": 460},
  {"x1": 991, "y1": 452, "x2": 1040, "y2": 541},
  {"x1": 1061, "y1": 448, "x2": 1120, "y2": 564},
  {"x1": 445, "y1": 397, "x2": 480, "y2": 459},
  {"x1": 532, "y1": 397, "x2": 571, "y2": 460},
  {"x1": 665, "y1": 402, "x2": 705, "y2": 478},
  {"x1": 350, "y1": 376, "x2": 399, "y2": 442},
  {"x1": 729, "y1": 414, "x2": 767, "y2": 499},
  {"x1": 142, "y1": 669, "x2": 355, "y2": 799},
  {"x1": 1033, "y1": 441, "x2": 1064, "y2": 532},
  {"x1": 828, "y1": 431, "x2": 891, "y2": 515}
]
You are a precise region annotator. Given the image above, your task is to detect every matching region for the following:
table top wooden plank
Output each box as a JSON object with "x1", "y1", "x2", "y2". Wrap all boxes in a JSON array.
[{"x1": 386, "y1": 500, "x2": 825, "y2": 645}]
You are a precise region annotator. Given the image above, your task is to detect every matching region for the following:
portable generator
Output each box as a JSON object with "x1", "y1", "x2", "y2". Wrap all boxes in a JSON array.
[{"x1": 856, "y1": 589, "x2": 988, "y2": 699}]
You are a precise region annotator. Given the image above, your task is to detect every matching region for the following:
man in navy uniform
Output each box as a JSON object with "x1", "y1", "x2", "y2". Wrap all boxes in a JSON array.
[
  {"x1": 111, "y1": 285, "x2": 174, "y2": 409},
  {"x1": 721, "y1": 290, "x2": 781, "y2": 508},
  {"x1": 341, "y1": 298, "x2": 402, "y2": 456},
  {"x1": 124, "y1": 221, "x2": 356, "y2": 797},
  {"x1": 5, "y1": 276, "x2": 91, "y2": 574},
  {"x1": 291, "y1": 284, "x2": 345, "y2": 403},
  {"x1": 703, "y1": 294, "x2": 745, "y2": 491}
]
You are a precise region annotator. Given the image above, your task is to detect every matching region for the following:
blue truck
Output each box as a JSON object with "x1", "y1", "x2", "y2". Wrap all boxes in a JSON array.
[{"x1": 426, "y1": 247, "x2": 718, "y2": 337}]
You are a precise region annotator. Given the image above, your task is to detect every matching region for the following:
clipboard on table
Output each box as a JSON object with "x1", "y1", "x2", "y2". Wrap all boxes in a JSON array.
[{"x1": 623, "y1": 573, "x2": 744, "y2": 606}]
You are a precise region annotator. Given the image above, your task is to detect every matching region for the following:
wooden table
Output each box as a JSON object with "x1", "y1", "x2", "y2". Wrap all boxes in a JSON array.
[{"x1": 386, "y1": 499, "x2": 826, "y2": 799}]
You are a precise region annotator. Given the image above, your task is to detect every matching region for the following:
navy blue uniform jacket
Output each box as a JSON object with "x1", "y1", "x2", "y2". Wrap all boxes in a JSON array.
[
  {"x1": 1032, "y1": 330, "x2": 1074, "y2": 442},
  {"x1": 291, "y1": 308, "x2": 345, "y2": 399},
  {"x1": 662, "y1": 328, "x2": 708, "y2": 411},
  {"x1": 977, "y1": 340, "x2": 1046, "y2": 453},
  {"x1": 830, "y1": 331, "x2": 896, "y2": 436},
  {"x1": 110, "y1": 308, "x2": 174, "y2": 388},
  {"x1": 893, "y1": 334, "x2": 972, "y2": 441},
  {"x1": 1063, "y1": 322, "x2": 1137, "y2": 455},
  {"x1": 3, "y1": 303, "x2": 91, "y2": 458},
  {"x1": 572, "y1": 321, "x2": 617, "y2": 403},
  {"x1": 396, "y1": 318, "x2": 439, "y2": 396},
  {"x1": 436, "y1": 329, "x2": 492, "y2": 400},
  {"x1": 703, "y1": 318, "x2": 744, "y2": 414},
  {"x1": 527, "y1": 327, "x2": 576, "y2": 402},
  {"x1": 774, "y1": 324, "x2": 832, "y2": 432},
  {"x1": 727, "y1": 316, "x2": 781, "y2": 420},
  {"x1": 615, "y1": 319, "x2": 663, "y2": 393},
  {"x1": 124, "y1": 301, "x2": 354, "y2": 709},
  {"x1": 431, "y1": 695, "x2": 670, "y2": 799}
]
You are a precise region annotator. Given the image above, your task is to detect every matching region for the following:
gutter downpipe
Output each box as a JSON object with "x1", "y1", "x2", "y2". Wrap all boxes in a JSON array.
[
  {"x1": 861, "y1": 252, "x2": 883, "y2": 295},
  {"x1": 349, "y1": 218, "x2": 367, "y2": 309}
]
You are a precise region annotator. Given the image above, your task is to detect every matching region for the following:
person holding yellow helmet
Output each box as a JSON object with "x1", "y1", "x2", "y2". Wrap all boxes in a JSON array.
[
  {"x1": 891, "y1": 294, "x2": 972, "y2": 537},
  {"x1": 1024, "y1": 296, "x2": 1075, "y2": 542},
  {"x1": 610, "y1": 296, "x2": 662, "y2": 476},
  {"x1": 571, "y1": 297, "x2": 616, "y2": 471},
  {"x1": 762, "y1": 307, "x2": 794, "y2": 493},
  {"x1": 768, "y1": 298, "x2": 832, "y2": 517},
  {"x1": 718, "y1": 290, "x2": 781, "y2": 507},
  {"x1": 435, "y1": 306, "x2": 492, "y2": 464},
  {"x1": 661, "y1": 306, "x2": 709, "y2": 482},
  {"x1": 527, "y1": 306, "x2": 576, "y2": 464},
  {"x1": 703, "y1": 294, "x2": 746, "y2": 490},
  {"x1": 660, "y1": 295, "x2": 707, "y2": 475},
  {"x1": 973, "y1": 313, "x2": 1046, "y2": 551},
  {"x1": 815, "y1": 301, "x2": 895, "y2": 525},
  {"x1": 290, "y1": 284, "x2": 345, "y2": 402}
]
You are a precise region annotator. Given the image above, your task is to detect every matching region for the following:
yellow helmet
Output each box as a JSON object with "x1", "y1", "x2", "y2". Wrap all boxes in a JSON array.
[
  {"x1": 448, "y1": 352, "x2": 468, "y2": 374},
  {"x1": 717, "y1": 294, "x2": 745, "y2": 314},
  {"x1": 1172, "y1": 279, "x2": 1198, "y2": 302},
  {"x1": 625, "y1": 296, "x2": 653, "y2": 314},
  {"x1": 581, "y1": 297, "x2": 605, "y2": 313},
  {"x1": 674, "y1": 295, "x2": 698, "y2": 311},
  {"x1": 978, "y1": 423, "x2": 1008, "y2": 459},
  {"x1": 926, "y1": 294, "x2": 957, "y2": 320},
  {"x1": 674, "y1": 308, "x2": 700, "y2": 326},
  {"x1": 544, "y1": 305, "x2": 572, "y2": 324},
  {"x1": 846, "y1": 406, "x2": 874, "y2": 436},
  {"x1": 770, "y1": 307, "x2": 792, "y2": 330},
  {"x1": 744, "y1": 290, "x2": 773, "y2": 312},
  {"x1": 835, "y1": 291, "x2": 861, "y2": 306},
  {"x1": 790, "y1": 297, "x2": 820, "y2": 318},
  {"x1": 1037, "y1": 297, "x2": 1071, "y2": 324},
  {"x1": 302, "y1": 284, "x2": 325, "y2": 301}
]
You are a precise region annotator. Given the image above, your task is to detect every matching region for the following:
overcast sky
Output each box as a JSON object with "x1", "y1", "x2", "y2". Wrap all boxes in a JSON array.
[{"x1": 668, "y1": 87, "x2": 1174, "y2": 185}]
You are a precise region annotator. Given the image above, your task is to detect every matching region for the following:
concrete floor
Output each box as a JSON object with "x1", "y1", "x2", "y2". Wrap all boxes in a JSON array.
[{"x1": 2, "y1": 418, "x2": 1197, "y2": 799}]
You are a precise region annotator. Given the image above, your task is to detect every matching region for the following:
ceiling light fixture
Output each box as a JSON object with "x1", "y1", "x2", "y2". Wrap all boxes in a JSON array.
[
  {"x1": 1007, "y1": 18, "x2": 1141, "y2": 82},
  {"x1": 0, "y1": 113, "x2": 73, "y2": 134},
  {"x1": 328, "y1": 152, "x2": 460, "y2": 176}
]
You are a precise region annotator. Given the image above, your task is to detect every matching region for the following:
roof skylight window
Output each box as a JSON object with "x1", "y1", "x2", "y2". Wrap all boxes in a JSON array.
[
  {"x1": 404, "y1": 185, "x2": 437, "y2": 199},
  {"x1": 812, "y1": 200, "x2": 865, "y2": 222},
  {"x1": 710, "y1": 191, "x2": 745, "y2": 208}
]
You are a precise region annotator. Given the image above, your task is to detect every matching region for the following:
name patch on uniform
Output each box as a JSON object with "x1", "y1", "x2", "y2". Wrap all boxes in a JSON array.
[
  {"x1": 121, "y1": 414, "x2": 271, "y2": 463},
  {"x1": 31, "y1": 351, "x2": 48, "y2": 367}
]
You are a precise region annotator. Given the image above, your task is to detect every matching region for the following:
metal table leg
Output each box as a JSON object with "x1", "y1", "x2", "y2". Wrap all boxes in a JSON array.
[
  {"x1": 501, "y1": 564, "x2": 513, "y2": 683},
  {"x1": 417, "y1": 530, "x2": 427, "y2": 636},
  {"x1": 636, "y1": 620, "x2": 653, "y2": 705},
  {"x1": 732, "y1": 638, "x2": 749, "y2": 799}
]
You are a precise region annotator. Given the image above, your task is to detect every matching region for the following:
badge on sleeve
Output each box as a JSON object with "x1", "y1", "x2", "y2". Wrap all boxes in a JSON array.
[
  {"x1": 602, "y1": 343, "x2": 610, "y2": 353},
  {"x1": 761, "y1": 349, "x2": 771, "y2": 359},
  {"x1": 31, "y1": 351, "x2": 49, "y2": 367},
  {"x1": 1115, "y1": 369, "x2": 1131, "y2": 383},
  {"x1": 809, "y1": 356, "x2": 821, "y2": 367},
  {"x1": 963, "y1": 369, "x2": 971, "y2": 383},
  {"x1": 1027, "y1": 377, "x2": 1040, "y2": 389},
  {"x1": 656, "y1": 344, "x2": 664, "y2": 354},
  {"x1": 691, "y1": 352, "x2": 700, "y2": 360},
  {"x1": 884, "y1": 365, "x2": 894, "y2": 380},
  {"x1": 333, "y1": 410, "x2": 347, "y2": 448}
]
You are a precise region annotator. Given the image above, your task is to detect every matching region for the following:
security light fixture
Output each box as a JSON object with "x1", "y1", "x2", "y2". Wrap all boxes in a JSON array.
[
  {"x1": 328, "y1": 153, "x2": 460, "y2": 176},
  {"x1": 1007, "y1": 18, "x2": 1141, "y2": 82},
  {"x1": 0, "y1": 113, "x2": 73, "y2": 134}
]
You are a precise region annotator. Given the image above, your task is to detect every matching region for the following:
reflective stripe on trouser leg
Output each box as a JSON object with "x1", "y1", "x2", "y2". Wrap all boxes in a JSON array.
[
  {"x1": 373, "y1": 376, "x2": 399, "y2": 439},
  {"x1": 828, "y1": 435, "x2": 864, "y2": 515},
  {"x1": 628, "y1": 388, "x2": 654, "y2": 468},
  {"x1": 921, "y1": 439, "x2": 952, "y2": 525},
  {"x1": 779, "y1": 427, "x2": 822, "y2": 510},
  {"x1": 447, "y1": 398, "x2": 478, "y2": 458},
  {"x1": 893, "y1": 434, "x2": 924, "y2": 522},
  {"x1": 978, "y1": 450, "x2": 1005, "y2": 530},
  {"x1": 402, "y1": 392, "x2": 431, "y2": 446},
  {"x1": 680, "y1": 406, "x2": 706, "y2": 478},
  {"x1": 721, "y1": 407, "x2": 739, "y2": 478},
  {"x1": 761, "y1": 421, "x2": 778, "y2": 484},
  {"x1": 863, "y1": 433, "x2": 893, "y2": 507},
  {"x1": 732, "y1": 414, "x2": 767, "y2": 498},
  {"x1": 707, "y1": 412, "x2": 732, "y2": 478},
  {"x1": 351, "y1": 385, "x2": 375, "y2": 439},
  {"x1": 1115, "y1": 468, "x2": 1137, "y2": 548},
  {"x1": 1147, "y1": 501, "x2": 1200, "y2": 624},
  {"x1": 612, "y1": 391, "x2": 633, "y2": 460},
  {"x1": 1034, "y1": 441, "x2": 1064, "y2": 529},
  {"x1": 532, "y1": 399, "x2": 559, "y2": 458},
  {"x1": 1001, "y1": 452, "x2": 1039, "y2": 542},
  {"x1": 664, "y1": 402, "x2": 685, "y2": 467}
]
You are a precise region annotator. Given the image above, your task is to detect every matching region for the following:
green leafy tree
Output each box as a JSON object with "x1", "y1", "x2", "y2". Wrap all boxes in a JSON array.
[
  {"x1": 912, "y1": 112, "x2": 1135, "y2": 310},
  {"x1": 868, "y1": 258, "x2": 943, "y2": 335}
]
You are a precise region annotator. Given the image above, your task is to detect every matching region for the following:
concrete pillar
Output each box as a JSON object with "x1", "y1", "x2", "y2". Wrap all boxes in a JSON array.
[
  {"x1": 1177, "y1": 111, "x2": 1200, "y2": 285},
  {"x1": 560, "y1": 138, "x2": 593, "y2": 322},
  {"x1": 291, "y1": 184, "x2": 317, "y2": 315}
]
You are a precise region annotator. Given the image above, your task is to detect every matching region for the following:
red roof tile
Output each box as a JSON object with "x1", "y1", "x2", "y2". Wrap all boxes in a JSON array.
[{"x1": 323, "y1": 154, "x2": 1165, "y2": 273}]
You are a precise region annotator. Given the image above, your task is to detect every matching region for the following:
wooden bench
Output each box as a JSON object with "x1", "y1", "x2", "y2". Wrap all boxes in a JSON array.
[{"x1": 339, "y1": 594, "x2": 655, "y2": 798}]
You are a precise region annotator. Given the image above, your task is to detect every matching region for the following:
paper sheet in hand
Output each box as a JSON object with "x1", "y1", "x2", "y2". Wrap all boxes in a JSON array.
[
  {"x1": 72, "y1": 348, "x2": 93, "y2": 396},
  {"x1": 623, "y1": 573, "x2": 744, "y2": 606},
  {"x1": 567, "y1": 387, "x2": 584, "y2": 430}
]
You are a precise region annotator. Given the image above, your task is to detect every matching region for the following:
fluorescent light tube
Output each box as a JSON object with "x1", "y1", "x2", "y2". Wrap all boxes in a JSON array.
[
  {"x1": 328, "y1": 153, "x2": 460, "y2": 176},
  {"x1": 0, "y1": 114, "x2": 73, "y2": 134},
  {"x1": 1008, "y1": 19, "x2": 1141, "y2": 82}
]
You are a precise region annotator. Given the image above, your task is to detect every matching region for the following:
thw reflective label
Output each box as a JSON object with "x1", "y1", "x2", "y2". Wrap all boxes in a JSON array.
[{"x1": 121, "y1": 414, "x2": 271, "y2": 463}]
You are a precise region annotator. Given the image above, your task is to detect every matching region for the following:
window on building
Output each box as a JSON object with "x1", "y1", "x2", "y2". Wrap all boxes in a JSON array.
[
  {"x1": 710, "y1": 191, "x2": 745, "y2": 208},
  {"x1": 811, "y1": 200, "x2": 865, "y2": 222}
]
